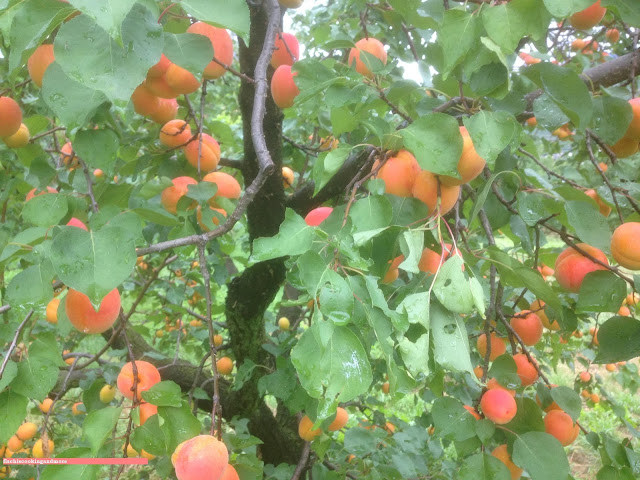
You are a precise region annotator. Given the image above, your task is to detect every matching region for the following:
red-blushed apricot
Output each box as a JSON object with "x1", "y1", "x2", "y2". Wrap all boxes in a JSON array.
[
  {"x1": 299, "y1": 415, "x2": 322, "y2": 441},
  {"x1": 99, "y1": 384, "x2": 116, "y2": 403},
  {"x1": 608, "y1": 136, "x2": 639, "y2": 158},
  {"x1": 463, "y1": 405, "x2": 481, "y2": 420},
  {"x1": 492, "y1": 444, "x2": 523, "y2": 480},
  {"x1": 7, "y1": 435, "x2": 22, "y2": 452},
  {"x1": 147, "y1": 54, "x2": 171, "y2": 79},
  {"x1": 590, "y1": 392, "x2": 600, "y2": 403},
  {"x1": 139, "y1": 402, "x2": 158, "y2": 425},
  {"x1": 487, "y1": 378, "x2": 516, "y2": 396},
  {"x1": 440, "y1": 127, "x2": 486, "y2": 186},
  {"x1": 411, "y1": 170, "x2": 460, "y2": 215},
  {"x1": 477, "y1": 332, "x2": 507, "y2": 361},
  {"x1": 16, "y1": 422, "x2": 38, "y2": 441},
  {"x1": 374, "y1": 150, "x2": 421, "y2": 197},
  {"x1": 544, "y1": 410, "x2": 580, "y2": 446},
  {"x1": 146, "y1": 75, "x2": 180, "y2": 99},
  {"x1": 117, "y1": 360, "x2": 161, "y2": 400},
  {"x1": 526, "y1": 117, "x2": 537, "y2": 127},
  {"x1": 271, "y1": 65, "x2": 299, "y2": 109},
  {"x1": 584, "y1": 189, "x2": 612, "y2": 216},
  {"x1": 33, "y1": 439, "x2": 54, "y2": 458},
  {"x1": 0, "y1": 97, "x2": 22, "y2": 137},
  {"x1": 216, "y1": 356, "x2": 234, "y2": 375},
  {"x1": 480, "y1": 388, "x2": 517, "y2": 424},
  {"x1": 94, "y1": 168, "x2": 104, "y2": 179},
  {"x1": 161, "y1": 176, "x2": 197, "y2": 214},
  {"x1": 220, "y1": 465, "x2": 240, "y2": 480},
  {"x1": 530, "y1": 299, "x2": 559, "y2": 331},
  {"x1": 3, "y1": 123, "x2": 29, "y2": 148},
  {"x1": 131, "y1": 83, "x2": 160, "y2": 117},
  {"x1": 72, "y1": 402, "x2": 84, "y2": 415},
  {"x1": 187, "y1": 22, "x2": 234, "y2": 79},
  {"x1": 618, "y1": 305, "x2": 631, "y2": 316},
  {"x1": 382, "y1": 255, "x2": 404, "y2": 284},
  {"x1": 555, "y1": 243, "x2": 609, "y2": 292},
  {"x1": 348, "y1": 37, "x2": 387, "y2": 77},
  {"x1": 606, "y1": 28, "x2": 620, "y2": 42},
  {"x1": 328, "y1": 407, "x2": 348, "y2": 431},
  {"x1": 184, "y1": 133, "x2": 220, "y2": 171},
  {"x1": 197, "y1": 206, "x2": 227, "y2": 231},
  {"x1": 570, "y1": 0, "x2": 606, "y2": 30},
  {"x1": 65, "y1": 288, "x2": 121, "y2": 334},
  {"x1": 27, "y1": 44, "x2": 55, "y2": 88},
  {"x1": 150, "y1": 98, "x2": 178, "y2": 124},
  {"x1": 611, "y1": 223, "x2": 640, "y2": 270},
  {"x1": 279, "y1": 0, "x2": 303, "y2": 7},
  {"x1": 166, "y1": 63, "x2": 201, "y2": 95},
  {"x1": 202, "y1": 172, "x2": 242, "y2": 202},
  {"x1": 39, "y1": 398, "x2": 53, "y2": 414},
  {"x1": 172, "y1": 435, "x2": 229, "y2": 480},
  {"x1": 510, "y1": 310, "x2": 543, "y2": 346},
  {"x1": 271, "y1": 32, "x2": 299, "y2": 68},
  {"x1": 513, "y1": 353, "x2": 538, "y2": 386},
  {"x1": 304, "y1": 206, "x2": 333, "y2": 226},
  {"x1": 282, "y1": 166, "x2": 295, "y2": 188},
  {"x1": 538, "y1": 264, "x2": 555, "y2": 279},
  {"x1": 66, "y1": 217, "x2": 88, "y2": 230},
  {"x1": 160, "y1": 119, "x2": 192, "y2": 148}
]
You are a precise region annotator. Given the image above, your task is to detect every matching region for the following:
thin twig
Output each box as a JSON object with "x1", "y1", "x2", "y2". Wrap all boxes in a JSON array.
[{"x1": 0, "y1": 309, "x2": 34, "y2": 380}]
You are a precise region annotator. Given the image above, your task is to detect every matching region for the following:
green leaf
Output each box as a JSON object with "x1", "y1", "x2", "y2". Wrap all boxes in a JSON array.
[
  {"x1": 459, "y1": 453, "x2": 512, "y2": 480},
  {"x1": 481, "y1": 0, "x2": 551, "y2": 52},
  {"x1": 469, "y1": 172, "x2": 519, "y2": 225},
  {"x1": 251, "y1": 209, "x2": 315, "y2": 262},
  {"x1": 141, "y1": 381, "x2": 183, "y2": 407},
  {"x1": 131, "y1": 414, "x2": 167, "y2": 456},
  {"x1": 513, "y1": 432, "x2": 570, "y2": 480},
  {"x1": 398, "y1": 230, "x2": 424, "y2": 274},
  {"x1": 313, "y1": 146, "x2": 351, "y2": 194},
  {"x1": 431, "y1": 397, "x2": 477, "y2": 441},
  {"x1": 577, "y1": 271, "x2": 626, "y2": 314},
  {"x1": 595, "y1": 316, "x2": 640, "y2": 363},
  {"x1": 291, "y1": 324, "x2": 372, "y2": 403},
  {"x1": 10, "y1": 333, "x2": 61, "y2": 400},
  {"x1": 163, "y1": 33, "x2": 214, "y2": 75},
  {"x1": 83, "y1": 406, "x2": 123, "y2": 455},
  {"x1": 6, "y1": 263, "x2": 55, "y2": 309},
  {"x1": 430, "y1": 301, "x2": 474, "y2": 375},
  {"x1": 399, "y1": 113, "x2": 462, "y2": 176},
  {"x1": 318, "y1": 273, "x2": 354, "y2": 325},
  {"x1": 602, "y1": 0, "x2": 640, "y2": 27},
  {"x1": 158, "y1": 401, "x2": 202, "y2": 453},
  {"x1": 542, "y1": 0, "x2": 595, "y2": 17},
  {"x1": 185, "y1": 181, "x2": 219, "y2": 204},
  {"x1": 49, "y1": 225, "x2": 136, "y2": 305},
  {"x1": 180, "y1": 0, "x2": 250, "y2": 37},
  {"x1": 72, "y1": 130, "x2": 120, "y2": 172},
  {"x1": 67, "y1": 0, "x2": 134, "y2": 38},
  {"x1": 565, "y1": 201, "x2": 611, "y2": 251},
  {"x1": 433, "y1": 257, "x2": 475, "y2": 314},
  {"x1": 438, "y1": 9, "x2": 483, "y2": 78},
  {"x1": 22, "y1": 193, "x2": 68, "y2": 226},
  {"x1": 550, "y1": 386, "x2": 582, "y2": 421},
  {"x1": 0, "y1": 361, "x2": 18, "y2": 392},
  {"x1": 463, "y1": 111, "x2": 521, "y2": 166},
  {"x1": 489, "y1": 354, "x2": 521, "y2": 388},
  {"x1": 39, "y1": 448, "x2": 100, "y2": 480},
  {"x1": 349, "y1": 195, "x2": 392, "y2": 233},
  {"x1": 590, "y1": 96, "x2": 633, "y2": 144},
  {"x1": 0, "y1": 390, "x2": 28, "y2": 444}
]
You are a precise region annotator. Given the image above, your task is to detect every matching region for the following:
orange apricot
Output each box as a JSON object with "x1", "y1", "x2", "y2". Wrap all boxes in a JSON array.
[
  {"x1": 598, "y1": 161, "x2": 608, "y2": 172},
  {"x1": 220, "y1": 465, "x2": 240, "y2": 480},
  {"x1": 418, "y1": 243, "x2": 462, "y2": 274},
  {"x1": 618, "y1": 305, "x2": 631, "y2": 316},
  {"x1": 590, "y1": 392, "x2": 600, "y2": 403},
  {"x1": 328, "y1": 407, "x2": 348, "y2": 431},
  {"x1": 216, "y1": 356, "x2": 233, "y2": 375},
  {"x1": 147, "y1": 54, "x2": 171, "y2": 79},
  {"x1": 487, "y1": 378, "x2": 516, "y2": 396},
  {"x1": 513, "y1": 353, "x2": 538, "y2": 386},
  {"x1": 411, "y1": 170, "x2": 460, "y2": 215},
  {"x1": 624, "y1": 98, "x2": 640, "y2": 139},
  {"x1": 93, "y1": 169, "x2": 104, "y2": 178},
  {"x1": 131, "y1": 83, "x2": 160, "y2": 117},
  {"x1": 381, "y1": 381, "x2": 390, "y2": 394},
  {"x1": 146, "y1": 75, "x2": 179, "y2": 99},
  {"x1": 282, "y1": 166, "x2": 295, "y2": 188},
  {"x1": 65, "y1": 288, "x2": 121, "y2": 334},
  {"x1": 45, "y1": 298, "x2": 60, "y2": 324},
  {"x1": 66, "y1": 217, "x2": 88, "y2": 230},
  {"x1": 7, "y1": 435, "x2": 22, "y2": 452},
  {"x1": 33, "y1": 439, "x2": 54, "y2": 458},
  {"x1": 271, "y1": 65, "x2": 299, "y2": 109},
  {"x1": 375, "y1": 150, "x2": 421, "y2": 197},
  {"x1": 611, "y1": 222, "x2": 640, "y2": 270},
  {"x1": 440, "y1": 127, "x2": 486, "y2": 186},
  {"x1": 166, "y1": 64, "x2": 200, "y2": 95},
  {"x1": 526, "y1": 117, "x2": 537, "y2": 127},
  {"x1": 608, "y1": 136, "x2": 639, "y2": 158},
  {"x1": 271, "y1": 32, "x2": 299, "y2": 68},
  {"x1": 530, "y1": 300, "x2": 559, "y2": 331},
  {"x1": 172, "y1": 435, "x2": 229, "y2": 480},
  {"x1": 473, "y1": 365, "x2": 484, "y2": 379},
  {"x1": 214, "y1": 334, "x2": 223, "y2": 347},
  {"x1": 480, "y1": 388, "x2": 517, "y2": 424},
  {"x1": 570, "y1": 1, "x2": 606, "y2": 30},
  {"x1": 383, "y1": 255, "x2": 404, "y2": 284},
  {"x1": 184, "y1": 134, "x2": 220, "y2": 171},
  {"x1": 202, "y1": 171, "x2": 242, "y2": 202},
  {"x1": 463, "y1": 405, "x2": 481, "y2": 420},
  {"x1": 579, "y1": 371, "x2": 591, "y2": 382},
  {"x1": 554, "y1": 243, "x2": 609, "y2": 292},
  {"x1": 150, "y1": 97, "x2": 179, "y2": 124},
  {"x1": 304, "y1": 206, "x2": 333, "y2": 226},
  {"x1": 3, "y1": 123, "x2": 30, "y2": 148},
  {"x1": 544, "y1": 410, "x2": 580, "y2": 446},
  {"x1": 348, "y1": 37, "x2": 387, "y2": 77},
  {"x1": 161, "y1": 176, "x2": 197, "y2": 214},
  {"x1": 39, "y1": 398, "x2": 53, "y2": 414},
  {"x1": 16, "y1": 422, "x2": 38, "y2": 441},
  {"x1": 27, "y1": 44, "x2": 55, "y2": 88},
  {"x1": 584, "y1": 189, "x2": 612, "y2": 216},
  {"x1": 571, "y1": 38, "x2": 588, "y2": 51},
  {"x1": 0, "y1": 97, "x2": 22, "y2": 137},
  {"x1": 492, "y1": 444, "x2": 523, "y2": 480},
  {"x1": 477, "y1": 332, "x2": 507, "y2": 361},
  {"x1": 197, "y1": 206, "x2": 227, "y2": 231},
  {"x1": 187, "y1": 22, "x2": 234, "y2": 80},
  {"x1": 72, "y1": 402, "x2": 84, "y2": 415},
  {"x1": 510, "y1": 310, "x2": 543, "y2": 346},
  {"x1": 60, "y1": 142, "x2": 79, "y2": 168},
  {"x1": 117, "y1": 360, "x2": 161, "y2": 400},
  {"x1": 159, "y1": 119, "x2": 192, "y2": 148},
  {"x1": 298, "y1": 415, "x2": 322, "y2": 441},
  {"x1": 606, "y1": 28, "x2": 620, "y2": 42},
  {"x1": 626, "y1": 292, "x2": 639, "y2": 306},
  {"x1": 139, "y1": 402, "x2": 158, "y2": 425},
  {"x1": 605, "y1": 363, "x2": 617, "y2": 372}
]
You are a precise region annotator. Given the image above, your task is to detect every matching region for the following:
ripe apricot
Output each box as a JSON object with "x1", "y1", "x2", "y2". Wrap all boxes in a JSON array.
[
  {"x1": 584, "y1": 189, "x2": 611, "y2": 216},
  {"x1": 66, "y1": 217, "x2": 88, "y2": 230},
  {"x1": 16, "y1": 422, "x2": 38, "y2": 441},
  {"x1": 492, "y1": 444, "x2": 523, "y2": 480},
  {"x1": 304, "y1": 206, "x2": 333, "y2": 226},
  {"x1": 618, "y1": 305, "x2": 631, "y2": 316},
  {"x1": 374, "y1": 150, "x2": 421, "y2": 197},
  {"x1": 412, "y1": 170, "x2": 460, "y2": 215},
  {"x1": 197, "y1": 205, "x2": 227, "y2": 231},
  {"x1": 544, "y1": 410, "x2": 579, "y2": 446},
  {"x1": 611, "y1": 222, "x2": 640, "y2": 270},
  {"x1": 282, "y1": 166, "x2": 295, "y2": 188},
  {"x1": 202, "y1": 172, "x2": 242, "y2": 202},
  {"x1": 480, "y1": 388, "x2": 517, "y2": 424},
  {"x1": 570, "y1": 1, "x2": 606, "y2": 30},
  {"x1": 418, "y1": 243, "x2": 462, "y2": 274},
  {"x1": 298, "y1": 415, "x2": 322, "y2": 441},
  {"x1": 214, "y1": 334, "x2": 223, "y2": 346},
  {"x1": 606, "y1": 28, "x2": 620, "y2": 42},
  {"x1": 530, "y1": 300, "x2": 559, "y2": 331},
  {"x1": 590, "y1": 392, "x2": 600, "y2": 403},
  {"x1": 172, "y1": 435, "x2": 229, "y2": 480},
  {"x1": 440, "y1": 127, "x2": 486, "y2": 186},
  {"x1": 3, "y1": 123, "x2": 30, "y2": 148},
  {"x1": 272, "y1": 32, "x2": 299, "y2": 68},
  {"x1": 99, "y1": 384, "x2": 116, "y2": 403},
  {"x1": 555, "y1": 243, "x2": 609, "y2": 292},
  {"x1": 598, "y1": 162, "x2": 608, "y2": 172},
  {"x1": 608, "y1": 136, "x2": 638, "y2": 158},
  {"x1": 328, "y1": 407, "x2": 348, "y2": 431},
  {"x1": 131, "y1": 83, "x2": 160, "y2": 117},
  {"x1": 579, "y1": 371, "x2": 591, "y2": 382},
  {"x1": 139, "y1": 402, "x2": 158, "y2": 425},
  {"x1": 625, "y1": 98, "x2": 640, "y2": 139},
  {"x1": 46, "y1": 298, "x2": 60, "y2": 324},
  {"x1": 571, "y1": 38, "x2": 588, "y2": 51},
  {"x1": 33, "y1": 439, "x2": 54, "y2": 458},
  {"x1": 552, "y1": 126, "x2": 573, "y2": 140},
  {"x1": 474, "y1": 365, "x2": 484, "y2": 379},
  {"x1": 146, "y1": 75, "x2": 179, "y2": 99},
  {"x1": 187, "y1": 22, "x2": 234, "y2": 80},
  {"x1": 39, "y1": 398, "x2": 53, "y2": 413},
  {"x1": 487, "y1": 378, "x2": 516, "y2": 396},
  {"x1": 147, "y1": 54, "x2": 171, "y2": 79},
  {"x1": 60, "y1": 142, "x2": 78, "y2": 168},
  {"x1": 477, "y1": 332, "x2": 507, "y2": 361},
  {"x1": 160, "y1": 119, "x2": 192, "y2": 148},
  {"x1": 510, "y1": 310, "x2": 543, "y2": 346},
  {"x1": 184, "y1": 134, "x2": 220, "y2": 171},
  {"x1": 463, "y1": 405, "x2": 481, "y2": 420},
  {"x1": 220, "y1": 465, "x2": 240, "y2": 480},
  {"x1": 166, "y1": 64, "x2": 200, "y2": 95},
  {"x1": 7, "y1": 435, "x2": 22, "y2": 452},
  {"x1": 65, "y1": 288, "x2": 121, "y2": 334},
  {"x1": 381, "y1": 381, "x2": 390, "y2": 394},
  {"x1": 0, "y1": 97, "x2": 22, "y2": 137},
  {"x1": 526, "y1": 117, "x2": 537, "y2": 127},
  {"x1": 94, "y1": 169, "x2": 104, "y2": 178},
  {"x1": 161, "y1": 176, "x2": 197, "y2": 214},
  {"x1": 216, "y1": 356, "x2": 234, "y2": 375},
  {"x1": 348, "y1": 37, "x2": 387, "y2": 77},
  {"x1": 27, "y1": 44, "x2": 55, "y2": 88},
  {"x1": 383, "y1": 255, "x2": 404, "y2": 284},
  {"x1": 513, "y1": 353, "x2": 538, "y2": 386},
  {"x1": 117, "y1": 360, "x2": 161, "y2": 400},
  {"x1": 626, "y1": 292, "x2": 639, "y2": 306},
  {"x1": 271, "y1": 65, "x2": 299, "y2": 109},
  {"x1": 150, "y1": 97, "x2": 178, "y2": 124},
  {"x1": 605, "y1": 363, "x2": 617, "y2": 372},
  {"x1": 278, "y1": 317, "x2": 290, "y2": 330},
  {"x1": 72, "y1": 402, "x2": 84, "y2": 415}
]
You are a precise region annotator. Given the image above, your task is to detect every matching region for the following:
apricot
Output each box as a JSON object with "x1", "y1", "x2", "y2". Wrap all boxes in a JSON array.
[
  {"x1": 606, "y1": 28, "x2": 620, "y2": 42},
  {"x1": 166, "y1": 63, "x2": 200, "y2": 95},
  {"x1": 139, "y1": 402, "x2": 158, "y2": 425},
  {"x1": 608, "y1": 136, "x2": 638, "y2": 158},
  {"x1": 271, "y1": 32, "x2": 299, "y2": 68},
  {"x1": 411, "y1": 170, "x2": 460, "y2": 215},
  {"x1": 383, "y1": 255, "x2": 404, "y2": 284},
  {"x1": 172, "y1": 435, "x2": 229, "y2": 480},
  {"x1": 584, "y1": 189, "x2": 611, "y2": 216},
  {"x1": 552, "y1": 126, "x2": 573, "y2": 140},
  {"x1": 61, "y1": 142, "x2": 78, "y2": 168},
  {"x1": 282, "y1": 166, "x2": 295, "y2": 188},
  {"x1": 618, "y1": 305, "x2": 631, "y2": 316},
  {"x1": 72, "y1": 402, "x2": 84, "y2": 415},
  {"x1": 513, "y1": 353, "x2": 538, "y2": 386},
  {"x1": 492, "y1": 444, "x2": 523, "y2": 480},
  {"x1": 150, "y1": 97, "x2": 179, "y2": 124},
  {"x1": 160, "y1": 119, "x2": 192, "y2": 148},
  {"x1": 625, "y1": 98, "x2": 640, "y2": 139},
  {"x1": 131, "y1": 83, "x2": 160, "y2": 117},
  {"x1": 146, "y1": 75, "x2": 179, "y2": 99},
  {"x1": 526, "y1": 117, "x2": 537, "y2": 127},
  {"x1": 117, "y1": 360, "x2": 161, "y2": 400},
  {"x1": 418, "y1": 243, "x2": 462, "y2": 275},
  {"x1": 66, "y1": 217, "x2": 88, "y2": 230},
  {"x1": 46, "y1": 298, "x2": 60, "y2": 324},
  {"x1": 7, "y1": 435, "x2": 23, "y2": 452},
  {"x1": 611, "y1": 223, "x2": 640, "y2": 270},
  {"x1": 27, "y1": 44, "x2": 55, "y2": 88},
  {"x1": 220, "y1": 465, "x2": 240, "y2": 480},
  {"x1": 214, "y1": 334, "x2": 223, "y2": 346},
  {"x1": 197, "y1": 205, "x2": 227, "y2": 231},
  {"x1": 39, "y1": 398, "x2": 53, "y2": 413},
  {"x1": 94, "y1": 169, "x2": 104, "y2": 178},
  {"x1": 65, "y1": 288, "x2": 121, "y2": 334},
  {"x1": 0, "y1": 97, "x2": 22, "y2": 137},
  {"x1": 161, "y1": 176, "x2": 197, "y2": 214},
  {"x1": 184, "y1": 133, "x2": 220, "y2": 171},
  {"x1": 605, "y1": 363, "x2": 617, "y2": 372},
  {"x1": 555, "y1": 243, "x2": 609, "y2": 292},
  {"x1": 3, "y1": 123, "x2": 29, "y2": 148},
  {"x1": 298, "y1": 415, "x2": 322, "y2": 441},
  {"x1": 271, "y1": 65, "x2": 299, "y2": 109},
  {"x1": 187, "y1": 22, "x2": 234, "y2": 79},
  {"x1": 216, "y1": 356, "x2": 234, "y2": 375},
  {"x1": 626, "y1": 292, "x2": 639, "y2": 306},
  {"x1": 328, "y1": 407, "x2": 348, "y2": 431},
  {"x1": 304, "y1": 206, "x2": 333, "y2": 226},
  {"x1": 598, "y1": 162, "x2": 608, "y2": 172},
  {"x1": 440, "y1": 127, "x2": 486, "y2": 186},
  {"x1": 463, "y1": 405, "x2": 481, "y2": 420},
  {"x1": 480, "y1": 388, "x2": 517, "y2": 424},
  {"x1": 474, "y1": 365, "x2": 484, "y2": 379},
  {"x1": 348, "y1": 37, "x2": 387, "y2": 77},
  {"x1": 477, "y1": 332, "x2": 507, "y2": 361},
  {"x1": 487, "y1": 378, "x2": 516, "y2": 397},
  {"x1": 571, "y1": 38, "x2": 588, "y2": 51},
  {"x1": 590, "y1": 393, "x2": 600, "y2": 403},
  {"x1": 147, "y1": 54, "x2": 171, "y2": 79},
  {"x1": 544, "y1": 410, "x2": 580, "y2": 446},
  {"x1": 278, "y1": 317, "x2": 290, "y2": 330},
  {"x1": 570, "y1": 1, "x2": 606, "y2": 30},
  {"x1": 375, "y1": 150, "x2": 421, "y2": 197},
  {"x1": 99, "y1": 384, "x2": 116, "y2": 403},
  {"x1": 510, "y1": 310, "x2": 543, "y2": 346},
  {"x1": 33, "y1": 439, "x2": 54, "y2": 458},
  {"x1": 580, "y1": 371, "x2": 591, "y2": 383},
  {"x1": 279, "y1": 0, "x2": 303, "y2": 7},
  {"x1": 530, "y1": 300, "x2": 559, "y2": 331},
  {"x1": 381, "y1": 382, "x2": 390, "y2": 394},
  {"x1": 16, "y1": 422, "x2": 38, "y2": 441},
  {"x1": 202, "y1": 172, "x2": 242, "y2": 202}
]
